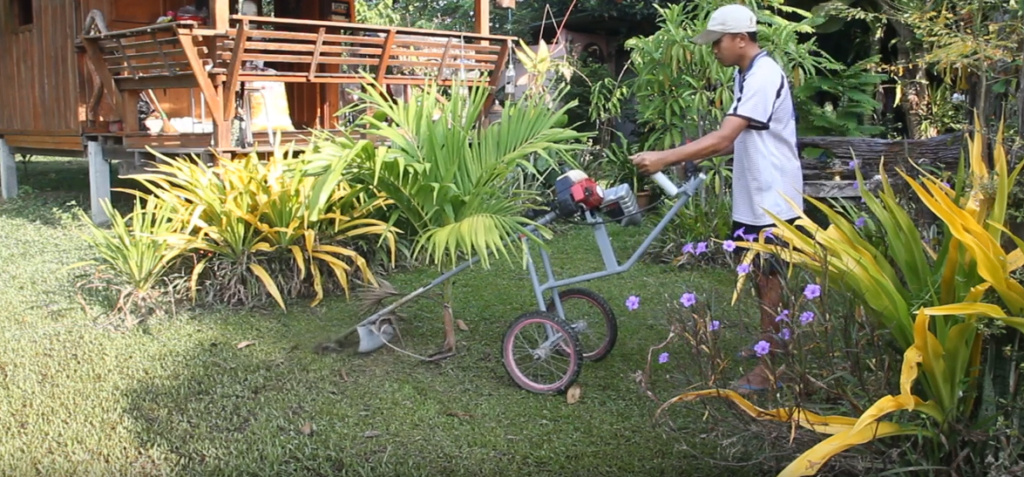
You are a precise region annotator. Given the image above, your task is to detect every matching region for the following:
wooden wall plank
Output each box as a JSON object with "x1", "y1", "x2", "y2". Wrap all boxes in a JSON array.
[
  {"x1": 1, "y1": 0, "x2": 514, "y2": 144},
  {"x1": 0, "y1": 0, "x2": 88, "y2": 136}
]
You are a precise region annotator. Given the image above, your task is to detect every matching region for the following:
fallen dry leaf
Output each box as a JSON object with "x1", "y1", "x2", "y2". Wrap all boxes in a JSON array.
[
  {"x1": 300, "y1": 422, "x2": 315, "y2": 436},
  {"x1": 363, "y1": 430, "x2": 381, "y2": 438},
  {"x1": 339, "y1": 369, "x2": 349, "y2": 382},
  {"x1": 236, "y1": 340, "x2": 256, "y2": 349},
  {"x1": 444, "y1": 410, "x2": 474, "y2": 419},
  {"x1": 456, "y1": 319, "x2": 469, "y2": 331},
  {"x1": 566, "y1": 384, "x2": 582, "y2": 404}
]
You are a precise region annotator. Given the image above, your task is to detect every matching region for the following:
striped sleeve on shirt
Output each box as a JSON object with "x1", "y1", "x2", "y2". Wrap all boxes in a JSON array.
[{"x1": 727, "y1": 64, "x2": 783, "y2": 131}]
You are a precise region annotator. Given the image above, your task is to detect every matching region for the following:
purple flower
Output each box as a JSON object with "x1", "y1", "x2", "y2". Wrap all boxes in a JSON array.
[
  {"x1": 849, "y1": 160, "x2": 857, "y2": 170},
  {"x1": 780, "y1": 328, "x2": 791, "y2": 340},
  {"x1": 753, "y1": 340, "x2": 771, "y2": 357},
  {"x1": 744, "y1": 234, "x2": 757, "y2": 242},
  {"x1": 695, "y1": 242, "x2": 709, "y2": 255},
  {"x1": 737, "y1": 263, "x2": 751, "y2": 275},
  {"x1": 855, "y1": 216, "x2": 867, "y2": 229},
  {"x1": 803, "y1": 284, "x2": 822, "y2": 300},
  {"x1": 682, "y1": 242, "x2": 695, "y2": 255},
  {"x1": 658, "y1": 352, "x2": 669, "y2": 364},
  {"x1": 775, "y1": 309, "x2": 791, "y2": 322},
  {"x1": 764, "y1": 228, "x2": 775, "y2": 239},
  {"x1": 626, "y1": 295, "x2": 640, "y2": 311},
  {"x1": 733, "y1": 227, "x2": 747, "y2": 239},
  {"x1": 942, "y1": 181, "x2": 950, "y2": 189},
  {"x1": 799, "y1": 311, "x2": 815, "y2": 325},
  {"x1": 680, "y1": 292, "x2": 697, "y2": 307},
  {"x1": 709, "y1": 320, "x2": 721, "y2": 331},
  {"x1": 722, "y1": 240, "x2": 736, "y2": 252},
  {"x1": 853, "y1": 181, "x2": 859, "y2": 190}
]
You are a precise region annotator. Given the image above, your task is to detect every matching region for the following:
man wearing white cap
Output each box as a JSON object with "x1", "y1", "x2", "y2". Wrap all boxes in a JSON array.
[{"x1": 631, "y1": 3, "x2": 803, "y2": 394}]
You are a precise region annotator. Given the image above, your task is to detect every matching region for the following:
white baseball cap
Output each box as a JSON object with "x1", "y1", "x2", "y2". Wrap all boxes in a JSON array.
[{"x1": 692, "y1": 4, "x2": 758, "y2": 44}]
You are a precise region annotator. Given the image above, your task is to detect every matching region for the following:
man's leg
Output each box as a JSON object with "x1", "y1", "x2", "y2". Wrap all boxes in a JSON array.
[
  {"x1": 731, "y1": 221, "x2": 793, "y2": 393},
  {"x1": 755, "y1": 263, "x2": 785, "y2": 340}
]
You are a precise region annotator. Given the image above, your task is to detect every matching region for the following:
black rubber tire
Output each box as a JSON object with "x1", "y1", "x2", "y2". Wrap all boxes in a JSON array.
[
  {"x1": 502, "y1": 311, "x2": 582, "y2": 394},
  {"x1": 546, "y1": 287, "x2": 618, "y2": 362}
]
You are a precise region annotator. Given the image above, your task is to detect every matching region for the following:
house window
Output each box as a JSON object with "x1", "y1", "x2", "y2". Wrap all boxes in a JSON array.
[{"x1": 12, "y1": 0, "x2": 33, "y2": 27}]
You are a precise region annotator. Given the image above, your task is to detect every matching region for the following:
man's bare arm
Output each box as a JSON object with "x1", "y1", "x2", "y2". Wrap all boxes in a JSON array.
[{"x1": 631, "y1": 116, "x2": 747, "y2": 173}]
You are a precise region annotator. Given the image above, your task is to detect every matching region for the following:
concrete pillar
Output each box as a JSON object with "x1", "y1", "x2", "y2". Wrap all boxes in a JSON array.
[
  {"x1": 0, "y1": 137, "x2": 17, "y2": 199},
  {"x1": 87, "y1": 140, "x2": 111, "y2": 225}
]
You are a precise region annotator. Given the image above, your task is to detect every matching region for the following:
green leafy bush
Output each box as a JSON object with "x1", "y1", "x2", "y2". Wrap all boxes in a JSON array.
[{"x1": 590, "y1": 0, "x2": 884, "y2": 147}]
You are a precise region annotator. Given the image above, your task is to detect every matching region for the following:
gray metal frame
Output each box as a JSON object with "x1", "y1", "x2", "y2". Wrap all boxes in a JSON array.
[
  {"x1": 352, "y1": 173, "x2": 706, "y2": 347},
  {"x1": 524, "y1": 174, "x2": 706, "y2": 346}
]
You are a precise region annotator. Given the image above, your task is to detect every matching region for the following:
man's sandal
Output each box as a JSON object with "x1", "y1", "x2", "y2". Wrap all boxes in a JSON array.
[{"x1": 732, "y1": 381, "x2": 785, "y2": 395}]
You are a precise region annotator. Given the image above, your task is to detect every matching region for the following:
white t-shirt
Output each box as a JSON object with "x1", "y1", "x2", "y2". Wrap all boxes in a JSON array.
[{"x1": 726, "y1": 51, "x2": 803, "y2": 226}]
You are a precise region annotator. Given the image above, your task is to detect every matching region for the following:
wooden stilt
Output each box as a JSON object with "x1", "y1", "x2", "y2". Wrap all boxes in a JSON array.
[
  {"x1": 87, "y1": 139, "x2": 111, "y2": 225},
  {"x1": 0, "y1": 138, "x2": 16, "y2": 200}
]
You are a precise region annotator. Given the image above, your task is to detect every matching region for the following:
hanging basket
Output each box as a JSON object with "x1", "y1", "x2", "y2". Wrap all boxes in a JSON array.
[{"x1": 495, "y1": 0, "x2": 516, "y2": 9}]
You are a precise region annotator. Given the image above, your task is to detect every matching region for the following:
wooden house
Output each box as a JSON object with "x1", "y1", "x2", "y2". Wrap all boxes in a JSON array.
[{"x1": 0, "y1": 0, "x2": 514, "y2": 224}]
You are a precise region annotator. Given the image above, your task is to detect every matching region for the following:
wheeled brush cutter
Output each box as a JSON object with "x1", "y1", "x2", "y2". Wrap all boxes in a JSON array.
[{"x1": 341, "y1": 168, "x2": 705, "y2": 393}]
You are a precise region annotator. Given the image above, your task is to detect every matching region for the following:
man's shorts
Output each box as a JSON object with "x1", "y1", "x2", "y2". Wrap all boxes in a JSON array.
[{"x1": 729, "y1": 217, "x2": 799, "y2": 277}]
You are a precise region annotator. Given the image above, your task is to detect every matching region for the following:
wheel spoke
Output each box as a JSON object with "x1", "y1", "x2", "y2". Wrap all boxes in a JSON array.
[
  {"x1": 502, "y1": 312, "x2": 582, "y2": 393},
  {"x1": 547, "y1": 289, "x2": 617, "y2": 362}
]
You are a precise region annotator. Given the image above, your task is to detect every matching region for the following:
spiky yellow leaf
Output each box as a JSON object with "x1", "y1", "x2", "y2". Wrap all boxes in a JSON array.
[
  {"x1": 313, "y1": 252, "x2": 352, "y2": 299},
  {"x1": 921, "y1": 302, "x2": 1024, "y2": 334},
  {"x1": 250, "y1": 241, "x2": 274, "y2": 253},
  {"x1": 309, "y1": 261, "x2": 324, "y2": 307},
  {"x1": 248, "y1": 263, "x2": 286, "y2": 311},
  {"x1": 189, "y1": 256, "x2": 210, "y2": 302},
  {"x1": 658, "y1": 389, "x2": 899, "y2": 436},
  {"x1": 779, "y1": 423, "x2": 924, "y2": 476},
  {"x1": 289, "y1": 245, "x2": 306, "y2": 279}
]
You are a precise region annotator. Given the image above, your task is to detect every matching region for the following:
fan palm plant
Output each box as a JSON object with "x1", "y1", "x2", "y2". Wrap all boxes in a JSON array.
[{"x1": 329, "y1": 79, "x2": 589, "y2": 359}]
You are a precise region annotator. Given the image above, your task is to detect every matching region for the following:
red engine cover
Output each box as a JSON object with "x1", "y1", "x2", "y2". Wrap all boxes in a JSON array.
[{"x1": 570, "y1": 178, "x2": 603, "y2": 211}]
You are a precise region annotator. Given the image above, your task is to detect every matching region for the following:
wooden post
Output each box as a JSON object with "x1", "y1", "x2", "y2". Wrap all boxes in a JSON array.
[
  {"x1": 82, "y1": 38, "x2": 124, "y2": 121},
  {"x1": 376, "y1": 30, "x2": 397, "y2": 86},
  {"x1": 0, "y1": 138, "x2": 17, "y2": 199},
  {"x1": 179, "y1": 33, "x2": 226, "y2": 148},
  {"x1": 482, "y1": 39, "x2": 510, "y2": 122},
  {"x1": 475, "y1": 0, "x2": 490, "y2": 36},
  {"x1": 211, "y1": 0, "x2": 230, "y2": 31},
  {"x1": 87, "y1": 140, "x2": 111, "y2": 226}
]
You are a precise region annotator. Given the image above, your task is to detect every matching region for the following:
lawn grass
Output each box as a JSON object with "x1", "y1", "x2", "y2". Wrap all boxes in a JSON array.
[{"x1": 0, "y1": 158, "x2": 779, "y2": 476}]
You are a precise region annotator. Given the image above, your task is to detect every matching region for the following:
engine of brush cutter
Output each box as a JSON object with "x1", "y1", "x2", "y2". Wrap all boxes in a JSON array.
[{"x1": 552, "y1": 169, "x2": 643, "y2": 226}]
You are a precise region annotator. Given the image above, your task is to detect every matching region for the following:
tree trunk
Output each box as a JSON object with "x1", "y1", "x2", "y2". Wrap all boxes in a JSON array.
[
  {"x1": 1017, "y1": 40, "x2": 1024, "y2": 153},
  {"x1": 872, "y1": 22, "x2": 887, "y2": 122},
  {"x1": 892, "y1": 21, "x2": 930, "y2": 139}
]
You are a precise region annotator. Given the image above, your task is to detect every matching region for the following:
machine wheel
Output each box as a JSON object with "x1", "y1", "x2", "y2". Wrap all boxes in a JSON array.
[
  {"x1": 502, "y1": 311, "x2": 582, "y2": 394},
  {"x1": 546, "y1": 288, "x2": 618, "y2": 362}
]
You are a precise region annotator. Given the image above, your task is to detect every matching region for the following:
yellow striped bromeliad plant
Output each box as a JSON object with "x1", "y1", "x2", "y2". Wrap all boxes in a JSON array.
[
  {"x1": 124, "y1": 136, "x2": 396, "y2": 311},
  {"x1": 659, "y1": 121, "x2": 1024, "y2": 475}
]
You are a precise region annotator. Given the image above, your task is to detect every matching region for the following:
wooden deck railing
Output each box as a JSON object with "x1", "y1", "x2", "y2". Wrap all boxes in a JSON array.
[
  {"x1": 80, "y1": 21, "x2": 230, "y2": 138},
  {"x1": 80, "y1": 16, "x2": 515, "y2": 152},
  {"x1": 227, "y1": 16, "x2": 511, "y2": 86}
]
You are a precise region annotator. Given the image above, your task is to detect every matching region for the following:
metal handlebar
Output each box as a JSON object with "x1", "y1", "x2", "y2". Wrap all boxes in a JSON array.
[
  {"x1": 651, "y1": 171, "x2": 705, "y2": 198},
  {"x1": 650, "y1": 172, "x2": 678, "y2": 197}
]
